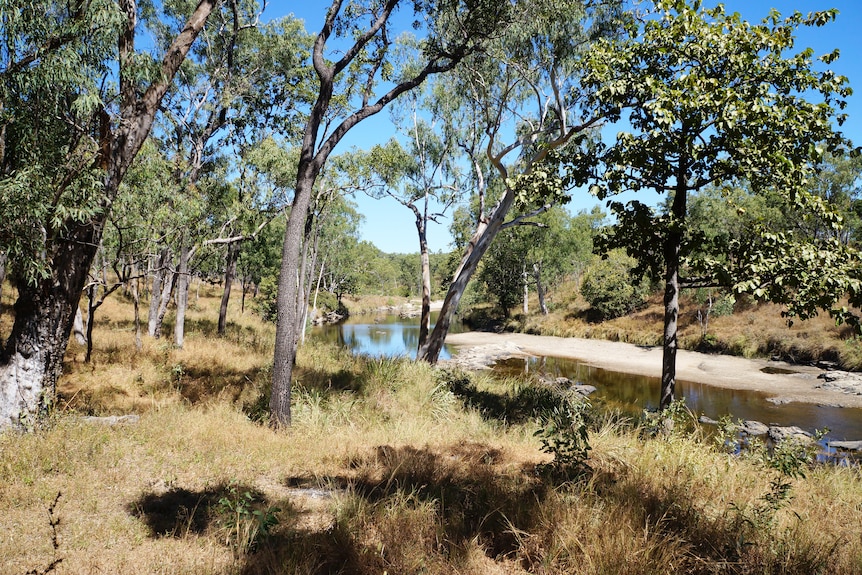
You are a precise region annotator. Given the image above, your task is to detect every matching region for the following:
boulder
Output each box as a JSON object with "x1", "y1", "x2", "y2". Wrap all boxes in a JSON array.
[
  {"x1": 740, "y1": 420, "x2": 769, "y2": 436},
  {"x1": 767, "y1": 425, "x2": 813, "y2": 444},
  {"x1": 816, "y1": 371, "x2": 862, "y2": 395},
  {"x1": 572, "y1": 384, "x2": 597, "y2": 397}
]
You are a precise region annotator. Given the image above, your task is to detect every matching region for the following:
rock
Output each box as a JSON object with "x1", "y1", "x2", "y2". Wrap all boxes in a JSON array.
[
  {"x1": 572, "y1": 384, "x2": 597, "y2": 397},
  {"x1": 766, "y1": 396, "x2": 794, "y2": 405},
  {"x1": 82, "y1": 414, "x2": 140, "y2": 425},
  {"x1": 443, "y1": 341, "x2": 525, "y2": 371},
  {"x1": 740, "y1": 420, "x2": 769, "y2": 436},
  {"x1": 827, "y1": 440, "x2": 862, "y2": 452},
  {"x1": 817, "y1": 360, "x2": 841, "y2": 370},
  {"x1": 768, "y1": 425, "x2": 813, "y2": 444},
  {"x1": 816, "y1": 371, "x2": 862, "y2": 395}
]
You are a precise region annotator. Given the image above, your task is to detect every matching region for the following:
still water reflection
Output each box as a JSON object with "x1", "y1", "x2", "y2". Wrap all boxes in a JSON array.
[
  {"x1": 496, "y1": 355, "x2": 862, "y2": 442},
  {"x1": 311, "y1": 311, "x2": 462, "y2": 360},
  {"x1": 312, "y1": 314, "x2": 862, "y2": 443}
]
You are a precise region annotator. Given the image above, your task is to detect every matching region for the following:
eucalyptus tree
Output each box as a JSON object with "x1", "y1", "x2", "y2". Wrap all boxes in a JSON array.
[
  {"x1": 571, "y1": 1, "x2": 858, "y2": 410},
  {"x1": 269, "y1": 0, "x2": 513, "y2": 427},
  {"x1": 0, "y1": 0, "x2": 219, "y2": 429},
  {"x1": 417, "y1": 0, "x2": 626, "y2": 363},
  {"x1": 365, "y1": 104, "x2": 460, "y2": 349}
]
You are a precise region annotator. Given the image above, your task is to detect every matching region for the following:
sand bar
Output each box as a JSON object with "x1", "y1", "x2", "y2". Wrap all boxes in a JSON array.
[{"x1": 445, "y1": 331, "x2": 862, "y2": 408}]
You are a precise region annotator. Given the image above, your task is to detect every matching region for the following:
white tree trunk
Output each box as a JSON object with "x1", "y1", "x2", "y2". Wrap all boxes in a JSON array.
[
  {"x1": 73, "y1": 307, "x2": 87, "y2": 345},
  {"x1": 174, "y1": 243, "x2": 190, "y2": 349}
]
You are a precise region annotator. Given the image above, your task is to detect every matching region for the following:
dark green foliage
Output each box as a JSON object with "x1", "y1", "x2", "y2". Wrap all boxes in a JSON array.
[
  {"x1": 580, "y1": 251, "x2": 650, "y2": 320},
  {"x1": 534, "y1": 393, "x2": 592, "y2": 481}
]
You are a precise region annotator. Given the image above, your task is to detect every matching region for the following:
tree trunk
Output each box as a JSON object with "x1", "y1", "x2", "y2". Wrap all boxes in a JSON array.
[
  {"x1": 217, "y1": 242, "x2": 239, "y2": 336},
  {"x1": 522, "y1": 265, "x2": 529, "y2": 315},
  {"x1": 0, "y1": 221, "x2": 100, "y2": 429},
  {"x1": 241, "y1": 277, "x2": 248, "y2": 314},
  {"x1": 148, "y1": 247, "x2": 170, "y2": 337},
  {"x1": 132, "y1": 270, "x2": 142, "y2": 352},
  {"x1": 0, "y1": 252, "x2": 6, "y2": 308},
  {"x1": 311, "y1": 256, "x2": 326, "y2": 320},
  {"x1": 154, "y1": 266, "x2": 176, "y2": 340},
  {"x1": 73, "y1": 307, "x2": 87, "y2": 345},
  {"x1": 297, "y1": 214, "x2": 317, "y2": 345},
  {"x1": 417, "y1": 217, "x2": 432, "y2": 352},
  {"x1": 271, "y1": 164, "x2": 319, "y2": 428},
  {"x1": 85, "y1": 284, "x2": 97, "y2": 363},
  {"x1": 660, "y1": 186, "x2": 687, "y2": 411},
  {"x1": 534, "y1": 262, "x2": 548, "y2": 315},
  {"x1": 174, "y1": 242, "x2": 190, "y2": 349},
  {"x1": 419, "y1": 189, "x2": 516, "y2": 363}
]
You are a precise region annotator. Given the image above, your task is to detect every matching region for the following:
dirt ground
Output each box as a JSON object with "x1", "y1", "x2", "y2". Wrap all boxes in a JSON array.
[{"x1": 444, "y1": 331, "x2": 862, "y2": 409}]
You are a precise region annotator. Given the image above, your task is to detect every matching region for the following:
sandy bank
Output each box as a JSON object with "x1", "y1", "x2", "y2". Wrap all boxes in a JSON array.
[{"x1": 444, "y1": 331, "x2": 862, "y2": 409}]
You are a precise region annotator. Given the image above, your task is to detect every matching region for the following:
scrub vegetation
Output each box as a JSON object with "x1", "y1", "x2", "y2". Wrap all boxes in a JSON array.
[{"x1": 2, "y1": 286, "x2": 861, "y2": 574}]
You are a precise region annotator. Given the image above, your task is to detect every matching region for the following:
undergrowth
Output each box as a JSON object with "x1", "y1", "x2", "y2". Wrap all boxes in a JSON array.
[{"x1": 1, "y1": 285, "x2": 861, "y2": 574}]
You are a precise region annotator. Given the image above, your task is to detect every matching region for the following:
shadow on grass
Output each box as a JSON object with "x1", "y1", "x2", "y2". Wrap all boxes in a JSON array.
[
  {"x1": 251, "y1": 444, "x2": 547, "y2": 574},
  {"x1": 127, "y1": 443, "x2": 549, "y2": 574},
  {"x1": 130, "y1": 485, "x2": 228, "y2": 537},
  {"x1": 439, "y1": 369, "x2": 568, "y2": 425}
]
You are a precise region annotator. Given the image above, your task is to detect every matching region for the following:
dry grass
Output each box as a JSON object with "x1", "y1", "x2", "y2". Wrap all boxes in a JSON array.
[{"x1": 1, "y1": 283, "x2": 862, "y2": 574}]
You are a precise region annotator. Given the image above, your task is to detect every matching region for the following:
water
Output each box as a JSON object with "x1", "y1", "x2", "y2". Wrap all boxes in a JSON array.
[
  {"x1": 312, "y1": 314, "x2": 862, "y2": 443},
  {"x1": 311, "y1": 310, "x2": 462, "y2": 360},
  {"x1": 496, "y1": 355, "x2": 862, "y2": 443}
]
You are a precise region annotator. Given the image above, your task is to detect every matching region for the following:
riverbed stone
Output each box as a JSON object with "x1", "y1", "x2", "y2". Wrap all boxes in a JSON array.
[
  {"x1": 816, "y1": 371, "x2": 862, "y2": 395},
  {"x1": 444, "y1": 341, "x2": 525, "y2": 370},
  {"x1": 740, "y1": 420, "x2": 769, "y2": 436},
  {"x1": 572, "y1": 384, "x2": 597, "y2": 397},
  {"x1": 768, "y1": 425, "x2": 813, "y2": 444},
  {"x1": 827, "y1": 440, "x2": 862, "y2": 452}
]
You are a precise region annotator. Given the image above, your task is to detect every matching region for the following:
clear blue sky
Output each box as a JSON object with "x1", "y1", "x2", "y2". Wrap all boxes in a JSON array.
[{"x1": 275, "y1": 1, "x2": 862, "y2": 254}]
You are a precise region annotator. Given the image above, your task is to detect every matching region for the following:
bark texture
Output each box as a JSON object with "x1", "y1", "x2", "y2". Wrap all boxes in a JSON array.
[
  {"x1": 174, "y1": 242, "x2": 190, "y2": 348},
  {"x1": 419, "y1": 189, "x2": 516, "y2": 363},
  {"x1": 660, "y1": 184, "x2": 687, "y2": 411}
]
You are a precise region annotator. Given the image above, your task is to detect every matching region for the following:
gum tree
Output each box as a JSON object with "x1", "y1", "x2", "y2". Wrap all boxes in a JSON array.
[
  {"x1": 572, "y1": 0, "x2": 857, "y2": 410},
  {"x1": 269, "y1": 0, "x2": 511, "y2": 427},
  {"x1": 0, "y1": 0, "x2": 220, "y2": 429},
  {"x1": 417, "y1": 0, "x2": 626, "y2": 363},
  {"x1": 365, "y1": 106, "x2": 460, "y2": 350}
]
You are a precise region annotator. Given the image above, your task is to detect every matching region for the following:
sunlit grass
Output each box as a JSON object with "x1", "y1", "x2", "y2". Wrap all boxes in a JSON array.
[{"x1": 1, "y1": 282, "x2": 861, "y2": 573}]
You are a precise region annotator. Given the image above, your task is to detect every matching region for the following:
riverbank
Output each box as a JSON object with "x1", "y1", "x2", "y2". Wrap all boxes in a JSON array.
[{"x1": 444, "y1": 331, "x2": 862, "y2": 409}]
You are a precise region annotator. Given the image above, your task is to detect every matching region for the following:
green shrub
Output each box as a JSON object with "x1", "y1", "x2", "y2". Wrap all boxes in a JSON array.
[{"x1": 580, "y1": 251, "x2": 650, "y2": 320}]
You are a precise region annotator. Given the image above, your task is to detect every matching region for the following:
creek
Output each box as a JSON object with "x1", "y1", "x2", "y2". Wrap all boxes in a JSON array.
[{"x1": 312, "y1": 313, "x2": 862, "y2": 445}]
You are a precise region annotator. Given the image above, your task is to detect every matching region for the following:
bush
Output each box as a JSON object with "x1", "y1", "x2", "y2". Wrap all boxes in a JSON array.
[
  {"x1": 580, "y1": 251, "x2": 650, "y2": 320},
  {"x1": 253, "y1": 276, "x2": 346, "y2": 323}
]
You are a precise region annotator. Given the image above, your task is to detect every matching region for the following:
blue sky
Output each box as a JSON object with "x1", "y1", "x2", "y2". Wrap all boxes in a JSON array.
[{"x1": 276, "y1": 1, "x2": 862, "y2": 254}]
